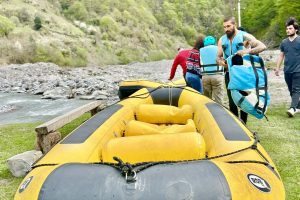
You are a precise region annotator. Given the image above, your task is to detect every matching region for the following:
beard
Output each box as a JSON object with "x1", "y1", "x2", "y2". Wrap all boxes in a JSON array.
[
  {"x1": 226, "y1": 29, "x2": 236, "y2": 38},
  {"x1": 287, "y1": 32, "x2": 296, "y2": 37}
]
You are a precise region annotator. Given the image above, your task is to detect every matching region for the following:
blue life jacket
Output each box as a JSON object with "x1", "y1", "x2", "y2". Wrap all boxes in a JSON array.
[
  {"x1": 227, "y1": 54, "x2": 270, "y2": 119},
  {"x1": 221, "y1": 31, "x2": 246, "y2": 59},
  {"x1": 200, "y1": 45, "x2": 224, "y2": 75}
]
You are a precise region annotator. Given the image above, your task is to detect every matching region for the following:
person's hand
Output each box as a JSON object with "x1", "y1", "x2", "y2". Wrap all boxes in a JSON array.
[
  {"x1": 236, "y1": 49, "x2": 250, "y2": 56},
  {"x1": 218, "y1": 58, "x2": 228, "y2": 68},
  {"x1": 274, "y1": 68, "x2": 280, "y2": 76}
]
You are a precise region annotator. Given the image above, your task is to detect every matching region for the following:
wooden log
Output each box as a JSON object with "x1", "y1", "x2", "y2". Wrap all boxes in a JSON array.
[
  {"x1": 35, "y1": 101, "x2": 103, "y2": 135},
  {"x1": 35, "y1": 131, "x2": 61, "y2": 153}
]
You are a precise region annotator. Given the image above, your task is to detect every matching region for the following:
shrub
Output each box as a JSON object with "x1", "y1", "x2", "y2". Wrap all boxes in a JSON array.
[
  {"x1": 148, "y1": 50, "x2": 167, "y2": 61},
  {"x1": 0, "y1": 15, "x2": 15, "y2": 36},
  {"x1": 34, "y1": 16, "x2": 42, "y2": 30},
  {"x1": 17, "y1": 8, "x2": 31, "y2": 23},
  {"x1": 60, "y1": 0, "x2": 73, "y2": 10},
  {"x1": 99, "y1": 15, "x2": 118, "y2": 32},
  {"x1": 182, "y1": 25, "x2": 197, "y2": 46},
  {"x1": 64, "y1": 2, "x2": 88, "y2": 21},
  {"x1": 34, "y1": 45, "x2": 65, "y2": 65}
]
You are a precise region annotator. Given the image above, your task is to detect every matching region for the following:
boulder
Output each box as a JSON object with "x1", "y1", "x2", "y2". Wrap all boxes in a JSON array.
[{"x1": 7, "y1": 150, "x2": 43, "y2": 177}]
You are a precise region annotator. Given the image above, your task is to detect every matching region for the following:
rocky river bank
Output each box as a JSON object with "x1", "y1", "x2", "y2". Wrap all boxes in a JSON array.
[{"x1": 0, "y1": 50, "x2": 291, "y2": 116}]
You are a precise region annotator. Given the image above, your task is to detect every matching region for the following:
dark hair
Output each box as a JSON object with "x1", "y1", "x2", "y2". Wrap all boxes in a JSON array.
[
  {"x1": 224, "y1": 16, "x2": 236, "y2": 24},
  {"x1": 193, "y1": 35, "x2": 204, "y2": 49},
  {"x1": 286, "y1": 17, "x2": 299, "y2": 31},
  {"x1": 237, "y1": 26, "x2": 246, "y2": 32}
]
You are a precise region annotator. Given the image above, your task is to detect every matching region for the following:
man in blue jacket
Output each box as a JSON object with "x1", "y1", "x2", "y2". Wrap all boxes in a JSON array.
[{"x1": 217, "y1": 16, "x2": 266, "y2": 124}]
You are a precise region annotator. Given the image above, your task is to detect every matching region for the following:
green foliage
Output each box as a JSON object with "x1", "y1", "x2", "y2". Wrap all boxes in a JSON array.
[
  {"x1": 33, "y1": 16, "x2": 42, "y2": 30},
  {"x1": 99, "y1": 15, "x2": 118, "y2": 32},
  {"x1": 182, "y1": 25, "x2": 197, "y2": 46},
  {"x1": 99, "y1": 15, "x2": 118, "y2": 40},
  {"x1": 73, "y1": 47, "x2": 87, "y2": 67},
  {"x1": 0, "y1": 15, "x2": 15, "y2": 36},
  {"x1": 64, "y1": 2, "x2": 88, "y2": 21},
  {"x1": 0, "y1": 0, "x2": 233, "y2": 65},
  {"x1": 34, "y1": 45, "x2": 87, "y2": 67},
  {"x1": 148, "y1": 50, "x2": 167, "y2": 61},
  {"x1": 60, "y1": 0, "x2": 75, "y2": 10},
  {"x1": 242, "y1": 0, "x2": 300, "y2": 47}
]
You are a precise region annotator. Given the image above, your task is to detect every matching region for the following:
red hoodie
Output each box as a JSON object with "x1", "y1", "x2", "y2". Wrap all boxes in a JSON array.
[{"x1": 169, "y1": 49, "x2": 191, "y2": 80}]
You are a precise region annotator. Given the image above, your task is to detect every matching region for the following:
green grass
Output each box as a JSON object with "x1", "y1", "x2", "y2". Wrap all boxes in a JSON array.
[
  {"x1": 0, "y1": 107, "x2": 299, "y2": 199},
  {"x1": 247, "y1": 104, "x2": 300, "y2": 200},
  {"x1": 0, "y1": 113, "x2": 90, "y2": 200}
]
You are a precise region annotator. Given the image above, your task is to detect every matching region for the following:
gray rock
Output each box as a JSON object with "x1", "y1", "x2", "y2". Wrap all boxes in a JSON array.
[
  {"x1": 42, "y1": 86, "x2": 73, "y2": 99},
  {"x1": 7, "y1": 150, "x2": 43, "y2": 177}
]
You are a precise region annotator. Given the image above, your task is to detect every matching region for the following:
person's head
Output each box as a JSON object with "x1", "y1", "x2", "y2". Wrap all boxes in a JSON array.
[
  {"x1": 204, "y1": 36, "x2": 216, "y2": 46},
  {"x1": 223, "y1": 16, "x2": 237, "y2": 38},
  {"x1": 193, "y1": 35, "x2": 205, "y2": 49},
  {"x1": 285, "y1": 17, "x2": 298, "y2": 37},
  {"x1": 237, "y1": 26, "x2": 246, "y2": 32},
  {"x1": 177, "y1": 47, "x2": 183, "y2": 52}
]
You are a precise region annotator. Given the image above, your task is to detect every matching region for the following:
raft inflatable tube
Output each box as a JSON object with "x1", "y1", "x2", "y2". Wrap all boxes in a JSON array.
[
  {"x1": 118, "y1": 79, "x2": 186, "y2": 99},
  {"x1": 15, "y1": 83, "x2": 285, "y2": 200}
]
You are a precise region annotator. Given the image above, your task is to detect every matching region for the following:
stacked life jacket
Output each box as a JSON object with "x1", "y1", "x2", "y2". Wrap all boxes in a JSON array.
[
  {"x1": 227, "y1": 54, "x2": 270, "y2": 119},
  {"x1": 199, "y1": 45, "x2": 224, "y2": 75},
  {"x1": 186, "y1": 49, "x2": 201, "y2": 77}
]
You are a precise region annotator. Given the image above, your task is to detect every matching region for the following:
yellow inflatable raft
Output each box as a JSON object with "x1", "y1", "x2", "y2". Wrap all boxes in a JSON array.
[{"x1": 15, "y1": 81, "x2": 285, "y2": 200}]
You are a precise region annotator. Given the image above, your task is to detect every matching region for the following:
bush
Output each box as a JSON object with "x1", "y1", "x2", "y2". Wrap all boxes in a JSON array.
[
  {"x1": 17, "y1": 8, "x2": 31, "y2": 23},
  {"x1": 64, "y1": 2, "x2": 88, "y2": 21},
  {"x1": 99, "y1": 15, "x2": 119, "y2": 40},
  {"x1": 148, "y1": 50, "x2": 167, "y2": 61},
  {"x1": 182, "y1": 25, "x2": 197, "y2": 46},
  {"x1": 99, "y1": 15, "x2": 118, "y2": 32},
  {"x1": 0, "y1": 15, "x2": 15, "y2": 36},
  {"x1": 34, "y1": 16, "x2": 42, "y2": 30}
]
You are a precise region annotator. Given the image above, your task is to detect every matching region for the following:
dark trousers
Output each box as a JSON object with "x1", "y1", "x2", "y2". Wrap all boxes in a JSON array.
[
  {"x1": 225, "y1": 72, "x2": 248, "y2": 124},
  {"x1": 284, "y1": 72, "x2": 300, "y2": 109}
]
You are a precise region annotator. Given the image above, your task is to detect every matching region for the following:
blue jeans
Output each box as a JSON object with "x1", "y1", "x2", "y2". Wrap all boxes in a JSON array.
[
  {"x1": 185, "y1": 72, "x2": 203, "y2": 93},
  {"x1": 284, "y1": 72, "x2": 300, "y2": 109}
]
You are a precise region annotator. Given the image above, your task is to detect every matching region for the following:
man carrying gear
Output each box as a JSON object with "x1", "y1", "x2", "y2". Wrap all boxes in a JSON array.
[{"x1": 217, "y1": 16, "x2": 267, "y2": 124}]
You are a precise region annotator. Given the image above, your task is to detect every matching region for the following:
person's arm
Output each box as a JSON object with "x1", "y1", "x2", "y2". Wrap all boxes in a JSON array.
[
  {"x1": 275, "y1": 52, "x2": 285, "y2": 76},
  {"x1": 217, "y1": 38, "x2": 227, "y2": 68},
  {"x1": 236, "y1": 33, "x2": 267, "y2": 56},
  {"x1": 169, "y1": 55, "x2": 180, "y2": 80}
]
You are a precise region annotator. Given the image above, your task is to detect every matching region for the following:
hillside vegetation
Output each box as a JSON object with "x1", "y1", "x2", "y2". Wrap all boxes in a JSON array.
[
  {"x1": 0, "y1": 0, "x2": 229, "y2": 66},
  {"x1": 0, "y1": 0, "x2": 298, "y2": 67},
  {"x1": 241, "y1": 0, "x2": 300, "y2": 47}
]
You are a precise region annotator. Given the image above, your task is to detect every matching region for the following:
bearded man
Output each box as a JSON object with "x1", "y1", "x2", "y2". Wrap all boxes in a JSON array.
[
  {"x1": 275, "y1": 17, "x2": 300, "y2": 117},
  {"x1": 217, "y1": 16, "x2": 266, "y2": 124}
]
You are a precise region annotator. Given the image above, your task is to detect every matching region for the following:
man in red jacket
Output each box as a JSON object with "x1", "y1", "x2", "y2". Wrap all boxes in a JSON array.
[{"x1": 168, "y1": 48, "x2": 191, "y2": 80}]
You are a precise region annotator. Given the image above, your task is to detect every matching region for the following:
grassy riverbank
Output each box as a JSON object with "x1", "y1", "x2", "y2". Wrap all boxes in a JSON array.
[{"x1": 0, "y1": 105, "x2": 299, "y2": 199}]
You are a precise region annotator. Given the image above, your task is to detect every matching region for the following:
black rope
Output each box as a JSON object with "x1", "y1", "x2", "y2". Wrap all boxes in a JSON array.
[{"x1": 31, "y1": 163, "x2": 58, "y2": 169}]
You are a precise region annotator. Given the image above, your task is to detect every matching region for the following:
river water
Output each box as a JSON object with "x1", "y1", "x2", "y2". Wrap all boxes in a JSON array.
[{"x1": 0, "y1": 92, "x2": 92, "y2": 125}]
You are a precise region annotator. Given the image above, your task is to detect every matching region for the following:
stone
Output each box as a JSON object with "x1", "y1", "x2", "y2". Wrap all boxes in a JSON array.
[{"x1": 7, "y1": 150, "x2": 43, "y2": 177}]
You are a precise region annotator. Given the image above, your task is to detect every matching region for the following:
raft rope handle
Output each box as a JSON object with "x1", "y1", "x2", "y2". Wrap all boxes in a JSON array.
[{"x1": 113, "y1": 157, "x2": 137, "y2": 183}]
